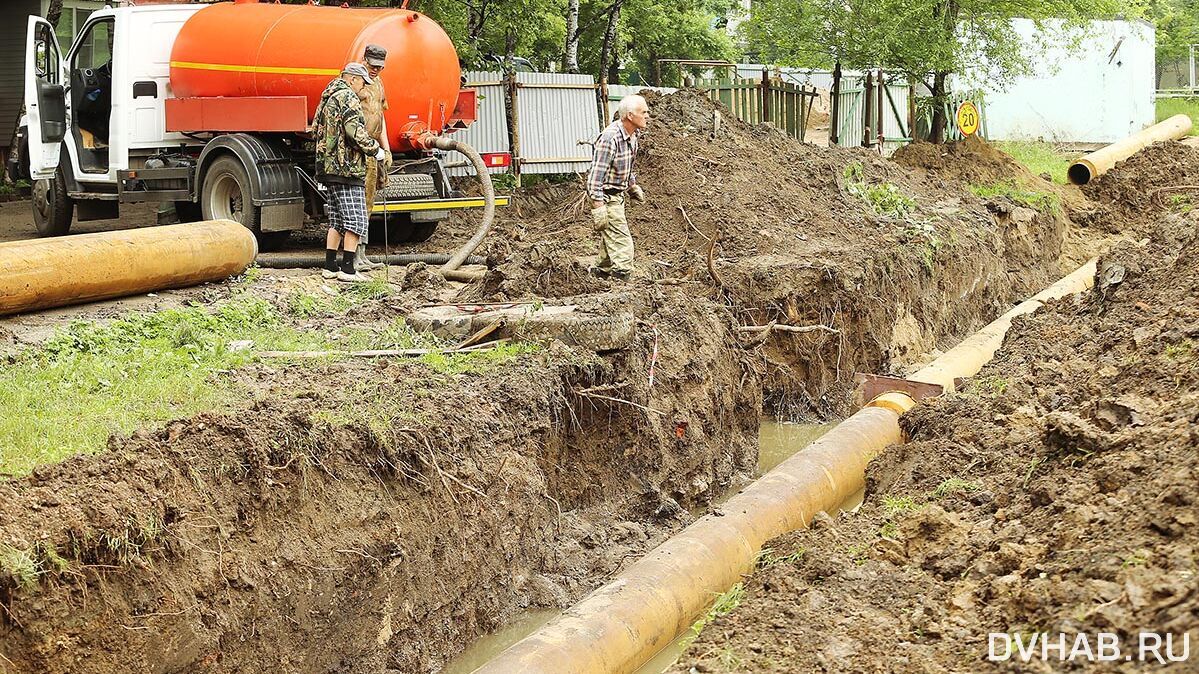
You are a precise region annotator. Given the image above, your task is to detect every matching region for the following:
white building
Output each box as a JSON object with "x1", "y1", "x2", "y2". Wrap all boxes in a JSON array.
[{"x1": 966, "y1": 18, "x2": 1155, "y2": 143}]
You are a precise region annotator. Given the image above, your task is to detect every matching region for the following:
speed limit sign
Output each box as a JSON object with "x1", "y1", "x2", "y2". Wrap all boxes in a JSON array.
[{"x1": 956, "y1": 101, "x2": 980, "y2": 136}]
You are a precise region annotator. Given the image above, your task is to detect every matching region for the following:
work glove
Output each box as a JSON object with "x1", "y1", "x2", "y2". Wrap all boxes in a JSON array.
[
  {"x1": 590, "y1": 202, "x2": 608, "y2": 232},
  {"x1": 374, "y1": 147, "x2": 388, "y2": 162},
  {"x1": 628, "y1": 184, "x2": 646, "y2": 202}
]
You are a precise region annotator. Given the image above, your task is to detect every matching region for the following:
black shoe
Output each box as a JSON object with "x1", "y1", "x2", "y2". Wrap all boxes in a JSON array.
[
  {"x1": 611, "y1": 270, "x2": 631, "y2": 281},
  {"x1": 588, "y1": 266, "x2": 612, "y2": 279}
]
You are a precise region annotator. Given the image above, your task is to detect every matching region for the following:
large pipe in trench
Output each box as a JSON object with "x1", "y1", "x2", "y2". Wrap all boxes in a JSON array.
[
  {"x1": 0, "y1": 220, "x2": 257, "y2": 317},
  {"x1": 1067, "y1": 114, "x2": 1193, "y2": 185},
  {"x1": 475, "y1": 258, "x2": 1098, "y2": 674}
]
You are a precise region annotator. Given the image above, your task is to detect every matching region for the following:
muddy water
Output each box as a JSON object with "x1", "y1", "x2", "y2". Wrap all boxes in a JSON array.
[{"x1": 441, "y1": 420, "x2": 840, "y2": 674}]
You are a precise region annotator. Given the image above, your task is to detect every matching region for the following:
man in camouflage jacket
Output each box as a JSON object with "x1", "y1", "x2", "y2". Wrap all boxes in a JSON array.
[{"x1": 313, "y1": 63, "x2": 386, "y2": 282}]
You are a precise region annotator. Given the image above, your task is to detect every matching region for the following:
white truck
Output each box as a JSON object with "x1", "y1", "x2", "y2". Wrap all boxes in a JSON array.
[{"x1": 13, "y1": 3, "x2": 503, "y2": 247}]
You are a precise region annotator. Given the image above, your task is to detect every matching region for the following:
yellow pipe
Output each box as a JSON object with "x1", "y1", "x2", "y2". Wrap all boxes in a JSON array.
[
  {"x1": 909, "y1": 258, "x2": 1097, "y2": 392},
  {"x1": 1068, "y1": 115, "x2": 1193, "y2": 185},
  {"x1": 474, "y1": 257, "x2": 1100, "y2": 674},
  {"x1": 474, "y1": 406, "x2": 906, "y2": 674},
  {"x1": 0, "y1": 220, "x2": 258, "y2": 316}
]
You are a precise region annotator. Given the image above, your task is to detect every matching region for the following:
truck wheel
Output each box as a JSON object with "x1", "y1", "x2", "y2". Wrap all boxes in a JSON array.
[
  {"x1": 202, "y1": 154, "x2": 262, "y2": 234},
  {"x1": 174, "y1": 200, "x2": 203, "y2": 223},
  {"x1": 32, "y1": 167, "x2": 74, "y2": 237}
]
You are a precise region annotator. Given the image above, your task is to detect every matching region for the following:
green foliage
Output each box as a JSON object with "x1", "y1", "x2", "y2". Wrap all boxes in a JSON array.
[
  {"x1": 681, "y1": 582, "x2": 746, "y2": 648},
  {"x1": 882, "y1": 495, "x2": 919, "y2": 515},
  {"x1": 969, "y1": 180, "x2": 1058, "y2": 211},
  {"x1": 757, "y1": 546, "x2": 807, "y2": 568},
  {"x1": 0, "y1": 544, "x2": 39, "y2": 590},
  {"x1": 1148, "y1": 0, "x2": 1199, "y2": 87},
  {"x1": 993, "y1": 141, "x2": 1075, "y2": 184},
  {"x1": 843, "y1": 162, "x2": 915, "y2": 218}
]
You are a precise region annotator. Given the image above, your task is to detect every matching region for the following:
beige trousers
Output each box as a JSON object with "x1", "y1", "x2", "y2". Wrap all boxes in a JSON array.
[{"x1": 590, "y1": 195, "x2": 634, "y2": 273}]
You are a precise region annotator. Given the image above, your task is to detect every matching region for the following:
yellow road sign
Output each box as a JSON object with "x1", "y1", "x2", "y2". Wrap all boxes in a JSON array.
[{"x1": 956, "y1": 101, "x2": 980, "y2": 136}]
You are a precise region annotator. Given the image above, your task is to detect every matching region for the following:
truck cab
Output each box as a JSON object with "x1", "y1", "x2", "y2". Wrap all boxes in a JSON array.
[{"x1": 24, "y1": 5, "x2": 206, "y2": 234}]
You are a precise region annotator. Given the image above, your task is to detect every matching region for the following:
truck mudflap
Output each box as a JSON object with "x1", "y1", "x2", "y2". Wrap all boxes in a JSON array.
[{"x1": 197, "y1": 133, "x2": 303, "y2": 207}]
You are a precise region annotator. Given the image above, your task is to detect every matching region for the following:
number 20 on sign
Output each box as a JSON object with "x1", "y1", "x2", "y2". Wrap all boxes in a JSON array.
[{"x1": 956, "y1": 101, "x2": 980, "y2": 136}]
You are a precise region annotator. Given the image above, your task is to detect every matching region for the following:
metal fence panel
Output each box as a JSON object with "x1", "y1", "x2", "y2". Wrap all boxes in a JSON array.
[
  {"x1": 881, "y1": 83, "x2": 911, "y2": 156},
  {"x1": 515, "y1": 71, "x2": 601, "y2": 175},
  {"x1": 445, "y1": 70, "x2": 509, "y2": 177}
]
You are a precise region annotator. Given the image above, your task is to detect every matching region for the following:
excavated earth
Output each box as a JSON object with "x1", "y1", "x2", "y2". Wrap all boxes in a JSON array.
[
  {"x1": 672, "y1": 143, "x2": 1199, "y2": 673},
  {"x1": 1, "y1": 90, "x2": 1090, "y2": 672}
]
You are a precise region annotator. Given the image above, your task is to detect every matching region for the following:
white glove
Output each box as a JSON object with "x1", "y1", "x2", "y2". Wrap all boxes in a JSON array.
[
  {"x1": 374, "y1": 147, "x2": 387, "y2": 162},
  {"x1": 629, "y1": 184, "x2": 646, "y2": 202}
]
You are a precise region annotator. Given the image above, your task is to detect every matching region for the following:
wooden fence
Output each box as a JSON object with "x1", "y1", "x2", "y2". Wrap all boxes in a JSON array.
[{"x1": 698, "y1": 74, "x2": 818, "y2": 142}]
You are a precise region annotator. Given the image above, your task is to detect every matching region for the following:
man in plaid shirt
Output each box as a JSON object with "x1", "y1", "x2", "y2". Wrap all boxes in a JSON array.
[{"x1": 587, "y1": 94, "x2": 650, "y2": 280}]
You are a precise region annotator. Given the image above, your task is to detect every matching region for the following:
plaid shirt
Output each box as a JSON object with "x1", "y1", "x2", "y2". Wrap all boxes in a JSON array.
[{"x1": 587, "y1": 120, "x2": 638, "y2": 202}]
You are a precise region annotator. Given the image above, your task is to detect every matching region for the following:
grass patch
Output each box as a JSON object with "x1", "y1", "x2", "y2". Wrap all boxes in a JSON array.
[
  {"x1": 757, "y1": 546, "x2": 807, "y2": 569},
  {"x1": 967, "y1": 375, "x2": 1010, "y2": 397},
  {"x1": 969, "y1": 180, "x2": 1059, "y2": 212},
  {"x1": 882, "y1": 495, "x2": 919, "y2": 515},
  {"x1": 993, "y1": 141, "x2": 1074, "y2": 184},
  {"x1": 1156, "y1": 97, "x2": 1198, "y2": 133},
  {"x1": 0, "y1": 295, "x2": 534, "y2": 477}
]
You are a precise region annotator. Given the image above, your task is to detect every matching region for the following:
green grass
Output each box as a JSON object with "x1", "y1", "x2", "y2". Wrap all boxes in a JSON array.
[
  {"x1": 1156, "y1": 97, "x2": 1198, "y2": 133},
  {"x1": 843, "y1": 162, "x2": 916, "y2": 218},
  {"x1": 928, "y1": 477, "x2": 982, "y2": 500},
  {"x1": 0, "y1": 295, "x2": 533, "y2": 477},
  {"x1": 968, "y1": 180, "x2": 1059, "y2": 212},
  {"x1": 681, "y1": 583, "x2": 746, "y2": 648},
  {"x1": 993, "y1": 141, "x2": 1074, "y2": 184}
]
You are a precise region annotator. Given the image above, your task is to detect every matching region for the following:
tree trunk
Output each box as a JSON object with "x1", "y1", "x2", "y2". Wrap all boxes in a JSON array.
[
  {"x1": 46, "y1": 0, "x2": 64, "y2": 27},
  {"x1": 563, "y1": 0, "x2": 580, "y2": 73},
  {"x1": 929, "y1": 70, "x2": 949, "y2": 144},
  {"x1": 466, "y1": 0, "x2": 489, "y2": 48},
  {"x1": 503, "y1": 29, "x2": 520, "y2": 186},
  {"x1": 595, "y1": 0, "x2": 624, "y2": 126}
]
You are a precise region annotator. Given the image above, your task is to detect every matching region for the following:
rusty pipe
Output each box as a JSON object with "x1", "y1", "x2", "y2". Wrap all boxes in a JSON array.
[
  {"x1": 0, "y1": 220, "x2": 257, "y2": 316},
  {"x1": 909, "y1": 258, "x2": 1097, "y2": 392},
  {"x1": 1067, "y1": 115, "x2": 1193, "y2": 185},
  {"x1": 474, "y1": 258, "x2": 1100, "y2": 674},
  {"x1": 474, "y1": 402, "x2": 909, "y2": 674}
]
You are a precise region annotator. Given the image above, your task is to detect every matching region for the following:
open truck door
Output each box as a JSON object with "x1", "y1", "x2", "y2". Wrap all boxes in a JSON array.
[{"x1": 25, "y1": 17, "x2": 67, "y2": 180}]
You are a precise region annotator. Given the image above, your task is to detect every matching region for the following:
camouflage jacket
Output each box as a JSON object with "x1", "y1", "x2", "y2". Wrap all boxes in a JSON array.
[{"x1": 312, "y1": 78, "x2": 380, "y2": 185}]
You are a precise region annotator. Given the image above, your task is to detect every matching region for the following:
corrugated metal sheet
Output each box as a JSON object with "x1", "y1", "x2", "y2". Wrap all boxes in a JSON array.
[
  {"x1": 881, "y1": 83, "x2": 911, "y2": 156},
  {"x1": 445, "y1": 70, "x2": 509, "y2": 177},
  {"x1": 515, "y1": 71, "x2": 600, "y2": 175},
  {"x1": 447, "y1": 71, "x2": 601, "y2": 176}
]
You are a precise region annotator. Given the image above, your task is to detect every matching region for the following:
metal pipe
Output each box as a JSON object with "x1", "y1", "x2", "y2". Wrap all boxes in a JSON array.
[
  {"x1": 474, "y1": 257, "x2": 1100, "y2": 674},
  {"x1": 255, "y1": 253, "x2": 487, "y2": 269},
  {"x1": 1067, "y1": 115, "x2": 1193, "y2": 185},
  {"x1": 417, "y1": 134, "x2": 496, "y2": 273},
  {"x1": 475, "y1": 404, "x2": 909, "y2": 674},
  {"x1": 0, "y1": 220, "x2": 257, "y2": 317}
]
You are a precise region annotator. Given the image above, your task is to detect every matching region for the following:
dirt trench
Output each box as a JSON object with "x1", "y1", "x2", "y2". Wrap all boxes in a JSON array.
[
  {"x1": 671, "y1": 144, "x2": 1199, "y2": 673},
  {"x1": 1, "y1": 90, "x2": 1079, "y2": 672}
]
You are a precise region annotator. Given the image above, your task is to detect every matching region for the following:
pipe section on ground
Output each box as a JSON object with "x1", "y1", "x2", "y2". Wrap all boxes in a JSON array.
[
  {"x1": 476, "y1": 258, "x2": 1100, "y2": 674},
  {"x1": 1068, "y1": 115, "x2": 1193, "y2": 185},
  {"x1": 0, "y1": 220, "x2": 257, "y2": 317}
]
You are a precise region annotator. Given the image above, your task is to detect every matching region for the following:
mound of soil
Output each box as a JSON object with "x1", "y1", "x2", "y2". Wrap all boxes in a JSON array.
[
  {"x1": 1082, "y1": 141, "x2": 1199, "y2": 227},
  {"x1": 670, "y1": 213, "x2": 1199, "y2": 673}
]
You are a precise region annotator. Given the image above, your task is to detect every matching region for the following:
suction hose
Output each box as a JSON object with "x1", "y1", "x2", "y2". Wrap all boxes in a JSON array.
[{"x1": 417, "y1": 133, "x2": 496, "y2": 274}]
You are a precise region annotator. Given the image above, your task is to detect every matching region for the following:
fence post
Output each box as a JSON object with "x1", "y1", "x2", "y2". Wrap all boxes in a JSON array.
[
  {"x1": 862, "y1": 69, "x2": 873, "y2": 148},
  {"x1": 505, "y1": 69, "x2": 522, "y2": 187},
  {"x1": 877, "y1": 69, "x2": 885, "y2": 151},
  {"x1": 907, "y1": 76, "x2": 917, "y2": 143},
  {"x1": 761, "y1": 68, "x2": 771, "y2": 125},
  {"x1": 830, "y1": 62, "x2": 841, "y2": 146}
]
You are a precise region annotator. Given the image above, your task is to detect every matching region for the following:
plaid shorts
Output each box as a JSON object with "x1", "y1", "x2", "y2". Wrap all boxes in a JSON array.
[{"x1": 325, "y1": 183, "x2": 369, "y2": 237}]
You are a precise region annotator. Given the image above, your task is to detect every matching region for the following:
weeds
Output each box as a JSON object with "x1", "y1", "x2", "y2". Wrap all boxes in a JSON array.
[
  {"x1": 757, "y1": 546, "x2": 806, "y2": 569},
  {"x1": 882, "y1": 495, "x2": 919, "y2": 515},
  {"x1": 846, "y1": 542, "x2": 871, "y2": 565},
  {"x1": 929, "y1": 477, "x2": 982, "y2": 500},
  {"x1": 968, "y1": 375, "x2": 1010, "y2": 397},
  {"x1": 0, "y1": 544, "x2": 39, "y2": 590},
  {"x1": 1156, "y1": 98, "x2": 1198, "y2": 133},
  {"x1": 843, "y1": 162, "x2": 915, "y2": 218},
  {"x1": 993, "y1": 141, "x2": 1074, "y2": 184},
  {"x1": 681, "y1": 583, "x2": 746, "y2": 648},
  {"x1": 968, "y1": 180, "x2": 1059, "y2": 212}
]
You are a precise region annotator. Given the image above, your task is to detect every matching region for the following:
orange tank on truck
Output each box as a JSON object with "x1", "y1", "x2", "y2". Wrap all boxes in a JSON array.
[{"x1": 168, "y1": 1, "x2": 471, "y2": 151}]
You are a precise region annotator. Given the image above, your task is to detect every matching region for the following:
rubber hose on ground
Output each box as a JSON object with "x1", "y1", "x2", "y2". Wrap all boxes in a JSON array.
[
  {"x1": 422, "y1": 136, "x2": 496, "y2": 272},
  {"x1": 255, "y1": 253, "x2": 487, "y2": 269}
]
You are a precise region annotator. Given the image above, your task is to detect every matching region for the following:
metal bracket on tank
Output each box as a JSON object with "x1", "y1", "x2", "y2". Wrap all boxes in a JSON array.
[{"x1": 854, "y1": 373, "x2": 944, "y2": 405}]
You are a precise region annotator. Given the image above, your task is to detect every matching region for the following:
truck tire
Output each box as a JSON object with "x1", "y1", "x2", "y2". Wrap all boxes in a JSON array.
[
  {"x1": 201, "y1": 155, "x2": 286, "y2": 248},
  {"x1": 174, "y1": 200, "x2": 203, "y2": 223},
  {"x1": 32, "y1": 167, "x2": 74, "y2": 237},
  {"x1": 405, "y1": 221, "x2": 438, "y2": 243},
  {"x1": 379, "y1": 173, "x2": 437, "y2": 201}
]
